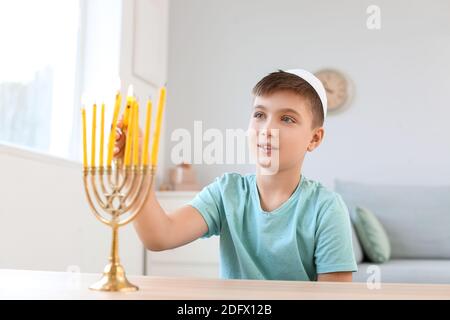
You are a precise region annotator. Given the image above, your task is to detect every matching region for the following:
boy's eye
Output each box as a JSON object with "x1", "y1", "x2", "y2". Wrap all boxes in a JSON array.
[
  {"x1": 281, "y1": 116, "x2": 295, "y2": 124},
  {"x1": 253, "y1": 112, "x2": 265, "y2": 119}
]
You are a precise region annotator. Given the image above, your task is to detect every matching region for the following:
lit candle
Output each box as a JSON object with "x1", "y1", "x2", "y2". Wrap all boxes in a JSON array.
[
  {"x1": 99, "y1": 103, "x2": 105, "y2": 168},
  {"x1": 107, "y1": 89, "x2": 122, "y2": 166},
  {"x1": 123, "y1": 100, "x2": 134, "y2": 167},
  {"x1": 123, "y1": 84, "x2": 134, "y2": 128},
  {"x1": 91, "y1": 103, "x2": 97, "y2": 167},
  {"x1": 142, "y1": 98, "x2": 152, "y2": 166},
  {"x1": 81, "y1": 108, "x2": 88, "y2": 168},
  {"x1": 132, "y1": 101, "x2": 140, "y2": 166},
  {"x1": 151, "y1": 86, "x2": 166, "y2": 166}
]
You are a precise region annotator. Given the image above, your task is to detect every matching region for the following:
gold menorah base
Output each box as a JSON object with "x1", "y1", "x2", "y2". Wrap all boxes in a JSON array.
[
  {"x1": 83, "y1": 162, "x2": 155, "y2": 292},
  {"x1": 90, "y1": 262, "x2": 138, "y2": 292}
]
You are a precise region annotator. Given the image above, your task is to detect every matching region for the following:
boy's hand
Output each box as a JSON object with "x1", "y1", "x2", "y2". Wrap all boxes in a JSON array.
[
  {"x1": 113, "y1": 115, "x2": 126, "y2": 160},
  {"x1": 113, "y1": 115, "x2": 145, "y2": 162}
]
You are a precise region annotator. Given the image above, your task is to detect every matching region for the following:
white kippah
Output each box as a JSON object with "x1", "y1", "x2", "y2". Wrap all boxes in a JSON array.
[{"x1": 285, "y1": 69, "x2": 327, "y2": 118}]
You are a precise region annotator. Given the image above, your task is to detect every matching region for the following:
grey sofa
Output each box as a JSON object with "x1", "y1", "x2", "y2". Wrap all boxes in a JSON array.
[{"x1": 335, "y1": 180, "x2": 450, "y2": 284}]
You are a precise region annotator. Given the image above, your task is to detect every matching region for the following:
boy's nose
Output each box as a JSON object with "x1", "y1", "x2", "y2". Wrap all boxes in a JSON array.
[
  {"x1": 260, "y1": 129, "x2": 271, "y2": 137},
  {"x1": 259, "y1": 127, "x2": 279, "y2": 138}
]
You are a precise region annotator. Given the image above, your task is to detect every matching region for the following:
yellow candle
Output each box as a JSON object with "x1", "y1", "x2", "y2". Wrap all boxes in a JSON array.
[
  {"x1": 123, "y1": 101, "x2": 131, "y2": 128},
  {"x1": 142, "y1": 98, "x2": 152, "y2": 166},
  {"x1": 81, "y1": 108, "x2": 88, "y2": 168},
  {"x1": 123, "y1": 85, "x2": 134, "y2": 128},
  {"x1": 132, "y1": 101, "x2": 140, "y2": 166},
  {"x1": 91, "y1": 103, "x2": 97, "y2": 167},
  {"x1": 123, "y1": 101, "x2": 134, "y2": 167},
  {"x1": 99, "y1": 103, "x2": 105, "y2": 168},
  {"x1": 151, "y1": 86, "x2": 166, "y2": 166},
  {"x1": 107, "y1": 91, "x2": 121, "y2": 166}
]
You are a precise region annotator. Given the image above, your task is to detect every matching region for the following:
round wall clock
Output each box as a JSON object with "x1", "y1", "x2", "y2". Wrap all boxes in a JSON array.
[{"x1": 314, "y1": 69, "x2": 353, "y2": 113}]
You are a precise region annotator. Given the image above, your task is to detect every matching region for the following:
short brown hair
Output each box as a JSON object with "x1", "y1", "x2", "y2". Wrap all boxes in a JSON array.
[{"x1": 252, "y1": 70, "x2": 324, "y2": 128}]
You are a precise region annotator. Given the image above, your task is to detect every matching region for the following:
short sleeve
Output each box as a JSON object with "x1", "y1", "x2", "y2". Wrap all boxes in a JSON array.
[
  {"x1": 188, "y1": 176, "x2": 224, "y2": 238},
  {"x1": 314, "y1": 193, "x2": 358, "y2": 275}
]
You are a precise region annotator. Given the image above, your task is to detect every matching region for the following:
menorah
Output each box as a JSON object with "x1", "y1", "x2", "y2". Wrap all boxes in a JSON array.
[{"x1": 81, "y1": 86, "x2": 166, "y2": 292}]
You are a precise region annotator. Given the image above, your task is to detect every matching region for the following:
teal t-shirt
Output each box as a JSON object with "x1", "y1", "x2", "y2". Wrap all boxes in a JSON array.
[{"x1": 188, "y1": 172, "x2": 358, "y2": 281}]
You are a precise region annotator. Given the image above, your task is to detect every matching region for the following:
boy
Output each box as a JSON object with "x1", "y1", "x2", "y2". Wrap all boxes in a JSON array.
[{"x1": 114, "y1": 69, "x2": 357, "y2": 282}]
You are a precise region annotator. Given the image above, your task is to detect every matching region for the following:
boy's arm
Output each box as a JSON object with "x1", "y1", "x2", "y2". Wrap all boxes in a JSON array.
[
  {"x1": 132, "y1": 186, "x2": 208, "y2": 251},
  {"x1": 314, "y1": 194, "x2": 358, "y2": 279},
  {"x1": 114, "y1": 116, "x2": 208, "y2": 251},
  {"x1": 317, "y1": 272, "x2": 353, "y2": 282}
]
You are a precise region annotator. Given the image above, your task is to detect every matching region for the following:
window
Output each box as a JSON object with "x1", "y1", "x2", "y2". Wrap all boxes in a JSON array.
[
  {"x1": 0, "y1": 0, "x2": 80, "y2": 157},
  {"x1": 0, "y1": 0, "x2": 122, "y2": 162}
]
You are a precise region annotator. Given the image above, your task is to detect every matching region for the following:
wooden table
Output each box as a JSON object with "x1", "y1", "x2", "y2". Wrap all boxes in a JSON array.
[{"x1": 0, "y1": 269, "x2": 449, "y2": 300}]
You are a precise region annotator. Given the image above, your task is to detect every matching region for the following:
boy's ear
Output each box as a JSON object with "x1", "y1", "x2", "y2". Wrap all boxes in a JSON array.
[{"x1": 307, "y1": 127, "x2": 325, "y2": 152}]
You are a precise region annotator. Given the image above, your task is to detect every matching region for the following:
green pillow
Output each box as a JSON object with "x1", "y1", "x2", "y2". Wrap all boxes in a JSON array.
[{"x1": 353, "y1": 206, "x2": 391, "y2": 263}]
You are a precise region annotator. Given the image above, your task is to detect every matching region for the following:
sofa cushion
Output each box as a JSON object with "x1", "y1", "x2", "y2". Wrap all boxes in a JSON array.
[
  {"x1": 351, "y1": 222, "x2": 364, "y2": 263},
  {"x1": 353, "y1": 259, "x2": 450, "y2": 284},
  {"x1": 353, "y1": 207, "x2": 391, "y2": 263},
  {"x1": 335, "y1": 180, "x2": 450, "y2": 259}
]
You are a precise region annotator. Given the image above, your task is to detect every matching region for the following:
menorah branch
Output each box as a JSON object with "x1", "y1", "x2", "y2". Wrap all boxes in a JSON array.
[
  {"x1": 118, "y1": 166, "x2": 156, "y2": 227},
  {"x1": 83, "y1": 169, "x2": 111, "y2": 227}
]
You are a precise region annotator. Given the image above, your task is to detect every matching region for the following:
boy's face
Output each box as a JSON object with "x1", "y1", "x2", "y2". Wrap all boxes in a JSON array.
[{"x1": 247, "y1": 90, "x2": 324, "y2": 174}]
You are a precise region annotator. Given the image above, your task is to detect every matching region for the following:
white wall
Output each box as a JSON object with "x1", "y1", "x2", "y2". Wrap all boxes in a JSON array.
[{"x1": 163, "y1": 0, "x2": 450, "y2": 188}]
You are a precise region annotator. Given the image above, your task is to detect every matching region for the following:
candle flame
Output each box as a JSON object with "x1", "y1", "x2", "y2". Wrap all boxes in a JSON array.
[
  {"x1": 116, "y1": 77, "x2": 121, "y2": 92},
  {"x1": 81, "y1": 92, "x2": 88, "y2": 107},
  {"x1": 127, "y1": 84, "x2": 134, "y2": 97}
]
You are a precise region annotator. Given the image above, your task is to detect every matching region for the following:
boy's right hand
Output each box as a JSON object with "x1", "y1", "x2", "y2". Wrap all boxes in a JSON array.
[
  {"x1": 113, "y1": 115, "x2": 144, "y2": 162},
  {"x1": 113, "y1": 115, "x2": 126, "y2": 160}
]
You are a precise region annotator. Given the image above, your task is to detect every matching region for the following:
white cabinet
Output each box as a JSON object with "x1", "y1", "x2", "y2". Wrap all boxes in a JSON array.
[{"x1": 147, "y1": 192, "x2": 220, "y2": 278}]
